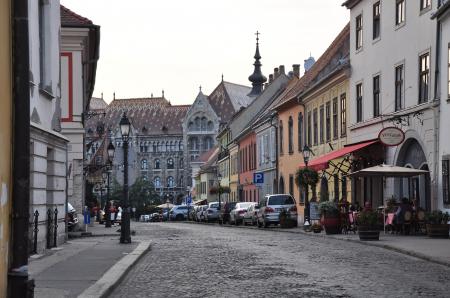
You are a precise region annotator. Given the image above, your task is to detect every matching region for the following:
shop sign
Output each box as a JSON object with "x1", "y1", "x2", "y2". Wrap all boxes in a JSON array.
[{"x1": 378, "y1": 127, "x2": 405, "y2": 146}]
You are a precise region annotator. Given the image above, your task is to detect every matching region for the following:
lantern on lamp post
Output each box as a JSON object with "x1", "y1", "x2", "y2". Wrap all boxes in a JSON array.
[
  {"x1": 104, "y1": 141, "x2": 115, "y2": 228},
  {"x1": 119, "y1": 113, "x2": 131, "y2": 243}
]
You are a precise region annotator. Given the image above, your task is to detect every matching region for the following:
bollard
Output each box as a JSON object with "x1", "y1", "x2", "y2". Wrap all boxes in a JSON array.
[
  {"x1": 33, "y1": 210, "x2": 39, "y2": 254},
  {"x1": 53, "y1": 208, "x2": 58, "y2": 247},
  {"x1": 46, "y1": 209, "x2": 52, "y2": 249}
]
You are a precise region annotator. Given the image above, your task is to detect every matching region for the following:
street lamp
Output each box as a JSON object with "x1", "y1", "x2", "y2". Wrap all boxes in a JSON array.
[
  {"x1": 302, "y1": 145, "x2": 311, "y2": 226},
  {"x1": 217, "y1": 172, "x2": 222, "y2": 212},
  {"x1": 119, "y1": 112, "x2": 131, "y2": 244},
  {"x1": 104, "y1": 141, "x2": 115, "y2": 228}
]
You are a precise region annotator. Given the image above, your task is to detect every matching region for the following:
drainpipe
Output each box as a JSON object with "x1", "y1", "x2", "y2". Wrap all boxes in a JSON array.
[
  {"x1": 432, "y1": 18, "x2": 441, "y2": 210},
  {"x1": 8, "y1": 0, "x2": 33, "y2": 296},
  {"x1": 269, "y1": 112, "x2": 278, "y2": 193}
]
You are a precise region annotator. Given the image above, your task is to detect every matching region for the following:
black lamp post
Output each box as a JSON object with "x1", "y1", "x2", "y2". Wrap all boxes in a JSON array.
[
  {"x1": 105, "y1": 141, "x2": 115, "y2": 228},
  {"x1": 119, "y1": 112, "x2": 131, "y2": 243},
  {"x1": 302, "y1": 145, "x2": 311, "y2": 225}
]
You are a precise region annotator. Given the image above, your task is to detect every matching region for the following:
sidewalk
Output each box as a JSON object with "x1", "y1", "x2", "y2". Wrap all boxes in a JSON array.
[{"x1": 29, "y1": 223, "x2": 150, "y2": 298}]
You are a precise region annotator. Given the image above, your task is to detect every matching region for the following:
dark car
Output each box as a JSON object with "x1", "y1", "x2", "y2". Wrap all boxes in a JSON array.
[{"x1": 219, "y1": 201, "x2": 237, "y2": 224}]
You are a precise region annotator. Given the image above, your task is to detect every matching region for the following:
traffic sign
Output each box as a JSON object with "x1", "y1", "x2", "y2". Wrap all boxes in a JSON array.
[{"x1": 253, "y1": 172, "x2": 264, "y2": 184}]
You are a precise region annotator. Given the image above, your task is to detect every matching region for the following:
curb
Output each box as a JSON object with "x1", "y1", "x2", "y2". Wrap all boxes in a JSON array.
[
  {"x1": 180, "y1": 221, "x2": 450, "y2": 268},
  {"x1": 77, "y1": 240, "x2": 151, "y2": 298},
  {"x1": 68, "y1": 232, "x2": 119, "y2": 239}
]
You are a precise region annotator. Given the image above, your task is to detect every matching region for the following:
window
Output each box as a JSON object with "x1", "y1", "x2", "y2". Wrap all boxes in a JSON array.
[
  {"x1": 420, "y1": 0, "x2": 431, "y2": 11},
  {"x1": 288, "y1": 116, "x2": 293, "y2": 154},
  {"x1": 39, "y1": 0, "x2": 50, "y2": 88},
  {"x1": 373, "y1": 2, "x2": 380, "y2": 40},
  {"x1": 154, "y1": 159, "x2": 160, "y2": 169},
  {"x1": 298, "y1": 113, "x2": 303, "y2": 151},
  {"x1": 396, "y1": 0, "x2": 405, "y2": 26},
  {"x1": 395, "y1": 65, "x2": 403, "y2": 111},
  {"x1": 443, "y1": 160, "x2": 450, "y2": 205},
  {"x1": 307, "y1": 112, "x2": 312, "y2": 146},
  {"x1": 180, "y1": 158, "x2": 184, "y2": 169},
  {"x1": 373, "y1": 75, "x2": 380, "y2": 117},
  {"x1": 332, "y1": 98, "x2": 338, "y2": 139},
  {"x1": 313, "y1": 108, "x2": 318, "y2": 145},
  {"x1": 356, "y1": 14, "x2": 363, "y2": 50},
  {"x1": 356, "y1": 84, "x2": 363, "y2": 123},
  {"x1": 279, "y1": 121, "x2": 284, "y2": 154},
  {"x1": 326, "y1": 102, "x2": 331, "y2": 142},
  {"x1": 340, "y1": 93, "x2": 347, "y2": 136},
  {"x1": 419, "y1": 53, "x2": 430, "y2": 103},
  {"x1": 319, "y1": 105, "x2": 324, "y2": 144},
  {"x1": 141, "y1": 159, "x2": 148, "y2": 170},
  {"x1": 289, "y1": 175, "x2": 294, "y2": 197},
  {"x1": 154, "y1": 176, "x2": 161, "y2": 188},
  {"x1": 167, "y1": 158, "x2": 174, "y2": 169}
]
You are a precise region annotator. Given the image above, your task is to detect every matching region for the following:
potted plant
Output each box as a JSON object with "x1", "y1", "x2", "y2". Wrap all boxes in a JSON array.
[
  {"x1": 312, "y1": 222, "x2": 322, "y2": 233},
  {"x1": 318, "y1": 201, "x2": 340, "y2": 234},
  {"x1": 357, "y1": 209, "x2": 380, "y2": 241},
  {"x1": 425, "y1": 211, "x2": 449, "y2": 238}
]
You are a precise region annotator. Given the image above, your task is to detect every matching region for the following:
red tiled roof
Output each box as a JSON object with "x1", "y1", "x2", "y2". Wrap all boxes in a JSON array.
[
  {"x1": 60, "y1": 5, "x2": 93, "y2": 26},
  {"x1": 85, "y1": 97, "x2": 190, "y2": 136},
  {"x1": 272, "y1": 23, "x2": 350, "y2": 110}
]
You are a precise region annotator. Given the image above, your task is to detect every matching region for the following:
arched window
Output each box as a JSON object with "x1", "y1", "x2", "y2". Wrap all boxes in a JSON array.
[
  {"x1": 179, "y1": 158, "x2": 184, "y2": 169},
  {"x1": 188, "y1": 122, "x2": 194, "y2": 131},
  {"x1": 167, "y1": 176, "x2": 175, "y2": 187},
  {"x1": 288, "y1": 116, "x2": 293, "y2": 153},
  {"x1": 167, "y1": 158, "x2": 174, "y2": 169},
  {"x1": 279, "y1": 120, "x2": 284, "y2": 154},
  {"x1": 201, "y1": 117, "x2": 207, "y2": 130},
  {"x1": 141, "y1": 159, "x2": 148, "y2": 170},
  {"x1": 279, "y1": 176, "x2": 285, "y2": 194},
  {"x1": 179, "y1": 176, "x2": 184, "y2": 187},
  {"x1": 203, "y1": 136, "x2": 213, "y2": 151},
  {"x1": 165, "y1": 141, "x2": 170, "y2": 152},
  {"x1": 154, "y1": 176, "x2": 161, "y2": 188},
  {"x1": 155, "y1": 159, "x2": 160, "y2": 169},
  {"x1": 179, "y1": 141, "x2": 183, "y2": 151},
  {"x1": 298, "y1": 112, "x2": 303, "y2": 151},
  {"x1": 207, "y1": 121, "x2": 214, "y2": 131},
  {"x1": 195, "y1": 117, "x2": 200, "y2": 130}
]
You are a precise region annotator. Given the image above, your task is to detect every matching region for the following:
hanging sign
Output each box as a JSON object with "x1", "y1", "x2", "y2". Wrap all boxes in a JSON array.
[{"x1": 378, "y1": 127, "x2": 405, "y2": 146}]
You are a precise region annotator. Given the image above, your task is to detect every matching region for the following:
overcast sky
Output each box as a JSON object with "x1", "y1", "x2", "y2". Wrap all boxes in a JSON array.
[{"x1": 60, "y1": 0, "x2": 349, "y2": 105}]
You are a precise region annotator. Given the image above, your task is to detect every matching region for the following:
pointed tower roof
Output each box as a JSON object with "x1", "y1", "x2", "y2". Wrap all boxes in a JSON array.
[{"x1": 248, "y1": 31, "x2": 267, "y2": 97}]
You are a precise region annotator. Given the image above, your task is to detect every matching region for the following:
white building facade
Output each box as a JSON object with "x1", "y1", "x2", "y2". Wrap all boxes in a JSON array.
[
  {"x1": 344, "y1": 0, "x2": 439, "y2": 210},
  {"x1": 29, "y1": 0, "x2": 68, "y2": 252}
]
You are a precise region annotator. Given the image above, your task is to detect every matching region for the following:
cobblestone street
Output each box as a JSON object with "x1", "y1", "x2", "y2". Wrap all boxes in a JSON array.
[{"x1": 111, "y1": 222, "x2": 450, "y2": 298}]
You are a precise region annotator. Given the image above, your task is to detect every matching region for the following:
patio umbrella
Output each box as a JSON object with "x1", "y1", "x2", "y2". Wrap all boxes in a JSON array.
[
  {"x1": 156, "y1": 203, "x2": 174, "y2": 209},
  {"x1": 347, "y1": 164, "x2": 429, "y2": 177}
]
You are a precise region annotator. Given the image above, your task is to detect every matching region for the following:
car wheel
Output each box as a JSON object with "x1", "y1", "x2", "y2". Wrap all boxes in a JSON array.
[{"x1": 176, "y1": 214, "x2": 183, "y2": 221}]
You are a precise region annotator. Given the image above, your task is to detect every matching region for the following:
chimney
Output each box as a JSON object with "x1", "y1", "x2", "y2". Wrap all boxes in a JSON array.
[
  {"x1": 274, "y1": 67, "x2": 279, "y2": 78},
  {"x1": 292, "y1": 64, "x2": 300, "y2": 78},
  {"x1": 269, "y1": 74, "x2": 274, "y2": 83},
  {"x1": 279, "y1": 65, "x2": 285, "y2": 75}
]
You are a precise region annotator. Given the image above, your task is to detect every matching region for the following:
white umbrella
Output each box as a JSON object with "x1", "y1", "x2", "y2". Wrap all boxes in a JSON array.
[
  {"x1": 157, "y1": 203, "x2": 174, "y2": 209},
  {"x1": 347, "y1": 164, "x2": 429, "y2": 177}
]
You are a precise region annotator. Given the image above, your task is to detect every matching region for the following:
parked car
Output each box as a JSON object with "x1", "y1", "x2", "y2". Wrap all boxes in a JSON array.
[
  {"x1": 66, "y1": 202, "x2": 79, "y2": 231},
  {"x1": 150, "y1": 213, "x2": 161, "y2": 222},
  {"x1": 140, "y1": 214, "x2": 150, "y2": 222},
  {"x1": 219, "y1": 201, "x2": 237, "y2": 224},
  {"x1": 243, "y1": 203, "x2": 259, "y2": 226},
  {"x1": 205, "y1": 202, "x2": 220, "y2": 222},
  {"x1": 169, "y1": 205, "x2": 189, "y2": 221},
  {"x1": 257, "y1": 194, "x2": 297, "y2": 228},
  {"x1": 230, "y1": 202, "x2": 254, "y2": 225},
  {"x1": 196, "y1": 205, "x2": 208, "y2": 222}
]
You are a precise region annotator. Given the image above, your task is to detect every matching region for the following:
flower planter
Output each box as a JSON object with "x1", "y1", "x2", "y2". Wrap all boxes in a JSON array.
[
  {"x1": 321, "y1": 215, "x2": 340, "y2": 235},
  {"x1": 358, "y1": 226, "x2": 380, "y2": 241},
  {"x1": 426, "y1": 224, "x2": 449, "y2": 238}
]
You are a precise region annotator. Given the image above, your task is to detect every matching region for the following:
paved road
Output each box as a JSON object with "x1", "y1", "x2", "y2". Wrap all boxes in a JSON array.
[{"x1": 111, "y1": 222, "x2": 450, "y2": 298}]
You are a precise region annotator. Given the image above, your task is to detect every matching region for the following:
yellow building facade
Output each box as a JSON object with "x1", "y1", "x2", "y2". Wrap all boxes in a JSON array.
[{"x1": 0, "y1": 0, "x2": 12, "y2": 294}]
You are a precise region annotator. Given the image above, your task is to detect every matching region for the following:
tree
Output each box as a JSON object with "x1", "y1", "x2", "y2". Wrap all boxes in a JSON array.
[{"x1": 129, "y1": 177, "x2": 161, "y2": 215}]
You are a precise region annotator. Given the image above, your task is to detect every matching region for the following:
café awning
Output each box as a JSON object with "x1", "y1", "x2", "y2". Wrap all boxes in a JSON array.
[
  {"x1": 299, "y1": 140, "x2": 378, "y2": 171},
  {"x1": 347, "y1": 164, "x2": 429, "y2": 177}
]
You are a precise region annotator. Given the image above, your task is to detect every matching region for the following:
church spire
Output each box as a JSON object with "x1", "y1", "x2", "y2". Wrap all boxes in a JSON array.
[{"x1": 248, "y1": 31, "x2": 267, "y2": 97}]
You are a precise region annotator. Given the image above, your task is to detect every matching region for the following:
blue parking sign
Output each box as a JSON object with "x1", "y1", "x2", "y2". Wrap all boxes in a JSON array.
[{"x1": 253, "y1": 172, "x2": 264, "y2": 184}]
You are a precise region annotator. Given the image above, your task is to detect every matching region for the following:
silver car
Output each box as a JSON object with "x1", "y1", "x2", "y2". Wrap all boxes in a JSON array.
[
  {"x1": 205, "y1": 202, "x2": 220, "y2": 222},
  {"x1": 257, "y1": 194, "x2": 297, "y2": 228},
  {"x1": 230, "y1": 202, "x2": 254, "y2": 225},
  {"x1": 196, "y1": 205, "x2": 208, "y2": 222},
  {"x1": 243, "y1": 203, "x2": 259, "y2": 226}
]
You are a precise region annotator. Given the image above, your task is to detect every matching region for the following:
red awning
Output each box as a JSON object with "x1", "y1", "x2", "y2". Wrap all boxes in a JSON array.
[{"x1": 299, "y1": 140, "x2": 378, "y2": 171}]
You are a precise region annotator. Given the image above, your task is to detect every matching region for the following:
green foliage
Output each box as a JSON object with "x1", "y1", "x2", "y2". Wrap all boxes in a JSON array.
[
  {"x1": 209, "y1": 185, "x2": 231, "y2": 195},
  {"x1": 129, "y1": 177, "x2": 161, "y2": 213},
  {"x1": 295, "y1": 168, "x2": 319, "y2": 188},
  {"x1": 357, "y1": 209, "x2": 379, "y2": 227},
  {"x1": 425, "y1": 211, "x2": 450, "y2": 224},
  {"x1": 109, "y1": 179, "x2": 123, "y2": 203},
  {"x1": 318, "y1": 201, "x2": 339, "y2": 216}
]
